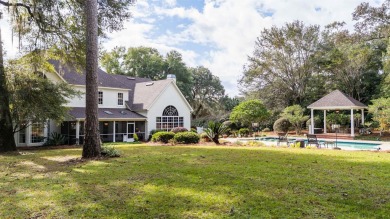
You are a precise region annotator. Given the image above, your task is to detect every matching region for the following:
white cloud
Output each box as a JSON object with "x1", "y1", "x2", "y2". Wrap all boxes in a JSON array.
[
  {"x1": 147, "y1": 0, "x2": 382, "y2": 96},
  {"x1": 1, "y1": 0, "x2": 384, "y2": 97}
]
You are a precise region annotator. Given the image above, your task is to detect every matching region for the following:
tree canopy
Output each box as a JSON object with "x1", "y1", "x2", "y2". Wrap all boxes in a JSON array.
[{"x1": 229, "y1": 100, "x2": 269, "y2": 127}]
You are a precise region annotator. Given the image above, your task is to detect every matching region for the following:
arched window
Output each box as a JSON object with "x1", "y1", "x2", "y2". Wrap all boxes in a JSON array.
[{"x1": 156, "y1": 106, "x2": 184, "y2": 131}]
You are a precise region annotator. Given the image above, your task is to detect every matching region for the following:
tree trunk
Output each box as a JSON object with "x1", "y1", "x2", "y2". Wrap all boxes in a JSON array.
[
  {"x1": 0, "y1": 24, "x2": 17, "y2": 152},
  {"x1": 82, "y1": 0, "x2": 101, "y2": 158}
]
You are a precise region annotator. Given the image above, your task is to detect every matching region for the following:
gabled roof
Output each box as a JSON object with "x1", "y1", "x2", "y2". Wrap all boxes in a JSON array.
[
  {"x1": 130, "y1": 80, "x2": 193, "y2": 112},
  {"x1": 307, "y1": 90, "x2": 367, "y2": 110},
  {"x1": 67, "y1": 107, "x2": 146, "y2": 120},
  {"x1": 49, "y1": 60, "x2": 151, "y2": 89},
  {"x1": 130, "y1": 80, "x2": 173, "y2": 111}
]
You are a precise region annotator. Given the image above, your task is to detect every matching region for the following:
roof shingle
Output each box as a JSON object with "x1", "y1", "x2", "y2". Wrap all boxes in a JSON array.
[{"x1": 307, "y1": 90, "x2": 367, "y2": 109}]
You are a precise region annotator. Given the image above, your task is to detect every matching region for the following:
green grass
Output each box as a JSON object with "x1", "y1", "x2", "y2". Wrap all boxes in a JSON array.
[{"x1": 1, "y1": 144, "x2": 390, "y2": 218}]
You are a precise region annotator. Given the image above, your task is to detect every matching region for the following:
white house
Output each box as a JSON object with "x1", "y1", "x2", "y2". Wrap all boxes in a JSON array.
[{"x1": 14, "y1": 60, "x2": 193, "y2": 146}]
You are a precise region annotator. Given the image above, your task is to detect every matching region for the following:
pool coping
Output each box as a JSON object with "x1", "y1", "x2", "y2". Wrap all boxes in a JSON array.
[{"x1": 227, "y1": 137, "x2": 390, "y2": 151}]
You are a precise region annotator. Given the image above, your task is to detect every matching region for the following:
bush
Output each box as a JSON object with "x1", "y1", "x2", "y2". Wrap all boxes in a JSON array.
[
  {"x1": 174, "y1": 132, "x2": 200, "y2": 144},
  {"x1": 133, "y1": 133, "x2": 139, "y2": 142},
  {"x1": 101, "y1": 145, "x2": 121, "y2": 157},
  {"x1": 171, "y1": 127, "x2": 188, "y2": 133},
  {"x1": 151, "y1": 131, "x2": 175, "y2": 143},
  {"x1": 191, "y1": 128, "x2": 197, "y2": 133},
  {"x1": 204, "y1": 121, "x2": 228, "y2": 144},
  {"x1": 238, "y1": 128, "x2": 250, "y2": 136},
  {"x1": 306, "y1": 116, "x2": 322, "y2": 129},
  {"x1": 262, "y1": 128, "x2": 270, "y2": 132},
  {"x1": 44, "y1": 132, "x2": 66, "y2": 146},
  {"x1": 273, "y1": 118, "x2": 291, "y2": 133}
]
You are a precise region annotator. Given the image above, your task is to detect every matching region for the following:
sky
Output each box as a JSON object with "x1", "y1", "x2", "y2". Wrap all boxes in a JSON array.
[{"x1": 0, "y1": 0, "x2": 383, "y2": 97}]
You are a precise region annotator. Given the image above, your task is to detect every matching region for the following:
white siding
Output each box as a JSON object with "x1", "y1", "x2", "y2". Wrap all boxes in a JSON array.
[
  {"x1": 146, "y1": 84, "x2": 191, "y2": 135},
  {"x1": 65, "y1": 86, "x2": 129, "y2": 108}
]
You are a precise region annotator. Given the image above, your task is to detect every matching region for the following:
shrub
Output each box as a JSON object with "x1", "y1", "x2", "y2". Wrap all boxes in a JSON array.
[
  {"x1": 273, "y1": 118, "x2": 291, "y2": 133},
  {"x1": 204, "y1": 121, "x2": 228, "y2": 144},
  {"x1": 101, "y1": 145, "x2": 121, "y2": 157},
  {"x1": 171, "y1": 127, "x2": 188, "y2": 133},
  {"x1": 151, "y1": 131, "x2": 175, "y2": 143},
  {"x1": 133, "y1": 133, "x2": 139, "y2": 142},
  {"x1": 44, "y1": 132, "x2": 66, "y2": 146},
  {"x1": 238, "y1": 128, "x2": 250, "y2": 136},
  {"x1": 174, "y1": 132, "x2": 200, "y2": 144},
  {"x1": 191, "y1": 128, "x2": 197, "y2": 133},
  {"x1": 262, "y1": 128, "x2": 270, "y2": 132},
  {"x1": 245, "y1": 141, "x2": 266, "y2": 147},
  {"x1": 306, "y1": 116, "x2": 322, "y2": 129}
]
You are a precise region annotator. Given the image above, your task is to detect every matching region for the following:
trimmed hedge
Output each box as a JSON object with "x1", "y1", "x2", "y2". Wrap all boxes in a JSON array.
[
  {"x1": 174, "y1": 132, "x2": 200, "y2": 144},
  {"x1": 171, "y1": 127, "x2": 188, "y2": 133},
  {"x1": 238, "y1": 128, "x2": 250, "y2": 136},
  {"x1": 273, "y1": 118, "x2": 291, "y2": 133},
  {"x1": 151, "y1": 131, "x2": 175, "y2": 143}
]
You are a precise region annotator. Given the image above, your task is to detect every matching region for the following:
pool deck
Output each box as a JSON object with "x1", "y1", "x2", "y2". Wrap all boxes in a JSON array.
[{"x1": 226, "y1": 137, "x2": 390, "y2": 151}]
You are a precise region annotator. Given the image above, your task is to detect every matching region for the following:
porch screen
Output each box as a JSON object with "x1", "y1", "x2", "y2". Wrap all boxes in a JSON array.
[{"x1": 156, "y1": 105, "x2": 184, "y2": 131}]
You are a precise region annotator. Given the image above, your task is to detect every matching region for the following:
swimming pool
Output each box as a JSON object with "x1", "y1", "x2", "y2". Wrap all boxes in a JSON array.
[{"x1": 246, "y1": 137, "x2": 382, "y2": 150}]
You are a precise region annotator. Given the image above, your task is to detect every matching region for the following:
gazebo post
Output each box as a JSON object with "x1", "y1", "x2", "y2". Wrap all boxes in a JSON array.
[
  {"x1": 361, "y1": 109, "x2": 365, "y2": 126},
  {"x1": 350, "y1": 109, "x2": 355, "y2": 137},
  {"x1": 310, "y1": 109, "x2": 314, "y2": 134},
  {"x1": 323, "y1": 110, "x2": 327, "y2": 134}
]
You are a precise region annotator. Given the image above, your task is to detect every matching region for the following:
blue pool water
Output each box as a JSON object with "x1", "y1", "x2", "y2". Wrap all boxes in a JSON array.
[{"x1": 249, "y1": 137, "x2": 381, "y2": 150}]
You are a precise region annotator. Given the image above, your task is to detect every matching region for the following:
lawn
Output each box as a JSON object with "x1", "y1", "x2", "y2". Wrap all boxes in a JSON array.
[{"x1": 1, "y1": 144, "x2": 390, "y2": 218}]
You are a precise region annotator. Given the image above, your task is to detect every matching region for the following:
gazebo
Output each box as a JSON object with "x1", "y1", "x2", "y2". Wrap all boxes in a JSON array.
[{"x1": 307, "y1": 90, "x2": 368, "y2": 137}]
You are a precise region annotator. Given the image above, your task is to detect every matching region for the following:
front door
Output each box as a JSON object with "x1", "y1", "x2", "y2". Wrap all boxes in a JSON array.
[{"x1": 127, "y1": 122, "x2": 135, "y2": 138}]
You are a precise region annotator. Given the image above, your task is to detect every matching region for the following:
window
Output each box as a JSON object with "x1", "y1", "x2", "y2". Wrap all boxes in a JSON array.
[
  {"x1": 98, "y1": 91, "x2": 103, "y2": 104},
  {"x1": 118, "y1": 93, "x2": 124, "y2": 105},
  {"x1": 156, "y1": 105, "x2": 184, "y2": 131},
  {"x1": 19, "y1": 129, "x2": 26, "y2": 144},
  {"x1": 31, "y1": 123, "x2": 45, "y2": 143}
]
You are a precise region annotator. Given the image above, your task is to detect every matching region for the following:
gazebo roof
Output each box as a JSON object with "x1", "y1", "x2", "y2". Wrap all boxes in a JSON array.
[{"x1": 307, "y1": 90, "x2": 367, "y2": 110}]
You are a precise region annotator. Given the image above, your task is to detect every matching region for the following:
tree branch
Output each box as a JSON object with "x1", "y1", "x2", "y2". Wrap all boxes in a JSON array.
[{"x1": 0, "y1": 1, "x2": 35, "y2": 18}]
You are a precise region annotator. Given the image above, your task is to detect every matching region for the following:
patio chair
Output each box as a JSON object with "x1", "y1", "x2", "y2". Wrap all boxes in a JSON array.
[
  {"x1": 277, "y1": 132, "x2": 291, "y2": 146},
  {"x1": 306, "y1": 134, "x2": 323, "y2": 148}
]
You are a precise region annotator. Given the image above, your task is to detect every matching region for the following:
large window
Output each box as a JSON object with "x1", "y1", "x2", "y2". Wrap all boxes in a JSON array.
[
  {"x1": 118, "y1": 93, "x2": 124, "y2": 105},
  {"x1": 31, "y1": 123, "x2": 45, "y2": 143},
  {"x1": 156, "y1": 105, "x2": 184, "y2": 131},
  {"x1": 98, "y1": 91, "x2": 103, "y2": 104}
]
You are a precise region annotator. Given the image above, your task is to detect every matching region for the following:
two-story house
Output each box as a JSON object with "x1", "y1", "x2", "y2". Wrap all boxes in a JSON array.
[{"x1": 14, "y1": 60, "x2": 193, "y2": 146}]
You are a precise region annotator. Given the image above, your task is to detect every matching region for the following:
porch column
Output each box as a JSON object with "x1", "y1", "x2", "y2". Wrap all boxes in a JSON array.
[
  {"x1": 361, "y1": 109, "x2": 365, "y2": 126},
  {"x1": 351, "y1": 109, "x2": 355, "y2": 137},
  {"x1": 113, "y1": 121, "x2": 116, "y2": 142},
  {"x1": 310, "y1": 109, "x2": 314, "y2": 134},
  {"x1": 323, "y1": 110, "x2": 327, "y2": 134},
  {"x1": 76, "y1": 120, "x2": 80, "y2": 145}
]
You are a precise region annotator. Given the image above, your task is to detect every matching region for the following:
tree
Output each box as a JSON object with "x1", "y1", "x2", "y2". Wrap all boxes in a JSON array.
[
  {"x1": 164, "y1": 50, "x2": 192, "y2": 99},
  {"x1": 352, "y1": 1, "x2": 390, "y2": 97},
  {"x1": 240, "y1": 21, "x2": 321, "y2": 111},
  {"x1": 189, "y1": 66, "x2": 225, "y2": 120},
  {"x1": 280, "y1": 105, "x2": 309, "y2": 135},
  {"x1": 0, "y1": 14, "x2": 15, "y2": 152},
  {"x1": 101, "y1": 47, "x2": 193, "y2": 99},
  {"x1": 368, "y1": 98, "x2": 390, "y2": 136},
  {"x1": 6, "y1": 58, "x2": 77, "y2": 136},
  {"x1": 317, "y1": 22, "x2": 384, "y2": 103},
  {"x1": 229, "y1": 100, "x2": 269, "y2": 128},
  {"x1": 0, "y1": 1, "x2": 134, "y2": 152},
  {"x1": 83, "y1": 0, "x2": 101, "y2": 158}
]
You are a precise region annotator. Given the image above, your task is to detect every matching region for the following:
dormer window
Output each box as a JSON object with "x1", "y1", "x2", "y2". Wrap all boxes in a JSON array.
[
  {"x1": 98, "y1": 91, "x2": 103, "y2": 104},
  {"x1": 118, "y1": 93, "x2": 124, "y2": 105}
]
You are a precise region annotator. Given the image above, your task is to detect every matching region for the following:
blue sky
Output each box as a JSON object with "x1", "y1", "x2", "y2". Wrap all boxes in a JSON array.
[{"x1": 1, "y1": 0, "x2": 383, "y2": 96}]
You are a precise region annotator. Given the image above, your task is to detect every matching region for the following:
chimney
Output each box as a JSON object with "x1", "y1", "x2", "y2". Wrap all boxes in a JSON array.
[{"x1": 167, "y1": 74, "x2": 176, "y2": 83}]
